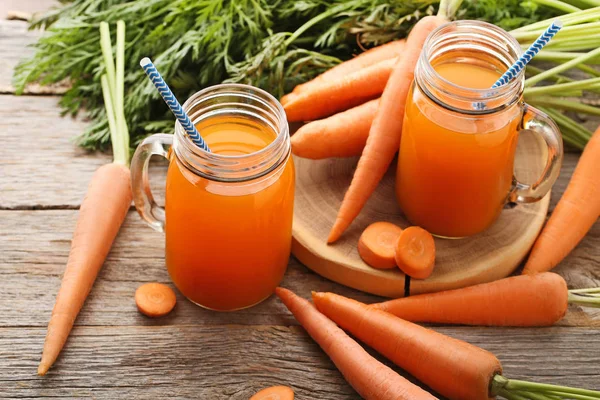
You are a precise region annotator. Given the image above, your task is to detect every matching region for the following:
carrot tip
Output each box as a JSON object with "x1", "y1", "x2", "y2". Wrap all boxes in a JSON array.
[{"x1": 37, "y1": 363, "x2": 49, "y2": 376}]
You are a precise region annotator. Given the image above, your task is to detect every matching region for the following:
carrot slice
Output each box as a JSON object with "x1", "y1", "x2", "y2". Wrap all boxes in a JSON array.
[
  {"x1": 394, "y1": 227, "x2": 435, "y2": 279},
  {"x1": 358, "y1": 222, "x2": 403, "y2": 269},
  {"x1": 135, "y1": 283, "x2": 176, "y2": 317},
  {"x1": 249, "y1": 386, "x2": 294, "y2": 400}
]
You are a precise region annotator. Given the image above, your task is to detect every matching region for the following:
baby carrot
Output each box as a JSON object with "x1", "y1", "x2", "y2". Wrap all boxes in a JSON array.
[
  {"x1": 276, "y1": 288, "x2": 437, "y2": 400},
  {"x1": 250, "y1": 385, "x2": 294, "y2": 400},
  {"x1": 291, "y1": 99, "x2": 379, "y2": 159},
  {"x1": 358, "y1": 221, "x2": 403, "y2": 269},
  {"x1": 135, "y1": 283, "x2": 177, "y2": 318},
  {"x1": 394, "y1": 227, "x2": 435, "y2": 279},
  {"x1": 328, "y1": 16, "x2": 448, "y2": 243},
  {"x1": 523, "y1": 125, "x2": 600, "y2": 275}
]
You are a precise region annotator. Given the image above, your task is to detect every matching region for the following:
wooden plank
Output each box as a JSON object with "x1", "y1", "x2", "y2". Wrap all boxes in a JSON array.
[
  {"x1": 0, "y1": 20, "x2": 68, "y2": 95},
  {"x1": 0, "y1": 325, "x2": 598, "y2": 398},
  {"x1": 0, "y1": 94, "x2": 173, "y2": 209},
  {"x1": 0, "y1": 0, "x2": 59, "y2": 19},
  {"x1": 1, "y1": 209, "x2": 599, "y2": 329},
  {"x1": 0, "y1": 95, "x2": 109, "y2": 208}
]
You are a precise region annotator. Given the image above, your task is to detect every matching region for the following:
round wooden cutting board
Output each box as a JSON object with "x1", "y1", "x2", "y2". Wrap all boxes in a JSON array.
[{"x1": 292, "y1": 131, "x2": 550, "y2": 298}]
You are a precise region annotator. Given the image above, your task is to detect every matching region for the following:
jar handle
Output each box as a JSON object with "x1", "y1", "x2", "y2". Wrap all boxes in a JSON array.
[
  {"x1": 130, "y1": 134, "x2": 173, "y2": 232},
  {"x1": 510, "y1": 104, "x2": 563, "y2": 204}
]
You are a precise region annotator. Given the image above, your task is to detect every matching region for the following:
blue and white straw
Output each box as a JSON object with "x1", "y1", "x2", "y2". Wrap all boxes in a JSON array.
[
  {"x1": 492, "y1": 20, "x2": 563, "y2": 88},
  {"x1": 139, "y1": 57, "x2": 210, "y2": 152}
]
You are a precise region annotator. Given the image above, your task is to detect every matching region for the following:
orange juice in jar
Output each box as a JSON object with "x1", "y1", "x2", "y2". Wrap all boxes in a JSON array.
[
  {"x1": 397, "y1": 21, "x2": 563, "y2": 238},
  {"x1": 131, "y1": 85, "x2": 294, "y2": 311}
]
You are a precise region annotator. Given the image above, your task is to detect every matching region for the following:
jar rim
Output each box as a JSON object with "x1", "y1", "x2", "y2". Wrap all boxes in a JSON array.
[
  {"x1": 177, "y1": 83, "x2": 288, "y2": 160},
  {"x1": 418, "y1": 20, "x2": 524, "y2": 114},
  {"x1": 172, "y1": 83, "x2": 291, "y2": 183}
]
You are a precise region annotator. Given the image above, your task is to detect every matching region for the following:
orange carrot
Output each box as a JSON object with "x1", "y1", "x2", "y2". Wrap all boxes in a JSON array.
[
  {"x1": 523, "y1": 127, "x2": 600, "y2": 275},
  {"x1": 312, "y1": 291, "x2": 502, "y2": 400},
  {"x1": 372, "y1": 272, "x2": 569, "y2": 326},
  {"x1": 394, "y1": 227, "x2": 435, "y2": 279},
  {"x1": 276, "y1": 288, "x2": 437, "y2": 400},
  {"x1": 284, "y1": 58, "x2": 394, "y2": 122},
  {"x1": 281, "y1": 40, "x2": 405, "y2": 105},
  {"x1": 135, "y1": 282, "x2": 177, "y2": 318},
  {"x1": 38, "y1": 21, "x2": 132, "y2": 376},
  {"x1": 358, "y1": 221, "x2": 403, "y2": 269},
  {"x1": 291, "y1": 99, "x2": 379, "y2": 159},
  {"x1": 250, "y1": 385, "x2": 294, "y2": 400},
  {"x1": 328, "y1": 16, "x2": 448, "y2": 243},
  {"x1": 38, "y1": 163, "x2": 132, "y2": 375}
]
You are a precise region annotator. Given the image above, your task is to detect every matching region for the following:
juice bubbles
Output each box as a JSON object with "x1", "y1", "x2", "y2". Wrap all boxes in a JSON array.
[{"x1": 165, "y1": 115, "x2": 295, "y2": 311}]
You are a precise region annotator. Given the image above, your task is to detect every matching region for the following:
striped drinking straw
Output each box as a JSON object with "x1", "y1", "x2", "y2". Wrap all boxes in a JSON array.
[
  {"x1": 139, "y1": 57, "x2": 210, "y2": 152},
  {"x1": 492, "y1": 20, "x2": 563, "y2": 88}
]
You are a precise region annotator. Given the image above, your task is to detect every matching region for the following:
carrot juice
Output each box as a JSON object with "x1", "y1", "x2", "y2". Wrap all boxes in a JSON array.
[
  {"x1": 397, "y1": 54, "x2": 521, "y2": 238},
  {"x1": 164, "y1": 115, "x2": 294, "y2": 311},
  {"x1": 396, "y1": 22, "x2": 563, "y2": 239}
]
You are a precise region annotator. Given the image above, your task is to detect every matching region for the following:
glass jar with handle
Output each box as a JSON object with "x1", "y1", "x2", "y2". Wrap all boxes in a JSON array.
[
  {"x1": 130, "y1": 84, "x2": 294, "y2": 311},
  {"x1": 397, "y1": 21, "x2": 563, "y2": 238}
]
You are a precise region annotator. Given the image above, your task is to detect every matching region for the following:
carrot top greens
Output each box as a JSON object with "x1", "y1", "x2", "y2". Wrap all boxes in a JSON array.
[{"x1": 13, "y1": 0, "x2": 558, "y2": 152}]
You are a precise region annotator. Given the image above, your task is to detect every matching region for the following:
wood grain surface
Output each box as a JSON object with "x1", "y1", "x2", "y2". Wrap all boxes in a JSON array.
[{"x1": 1, "y1": 7, "x2": 599, "y2": 400}]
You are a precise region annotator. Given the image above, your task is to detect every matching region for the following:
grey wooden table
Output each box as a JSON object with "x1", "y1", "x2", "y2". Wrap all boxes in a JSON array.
[{"x1": 1, "y1": 2, "x2": 599, "y2": 399}]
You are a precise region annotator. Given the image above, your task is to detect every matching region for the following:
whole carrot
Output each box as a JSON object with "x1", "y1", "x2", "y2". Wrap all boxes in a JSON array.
[
  {"x1": 276, "y1": 288, "x2": 437, "y2": 400},
  {"x1": 313, "y1": 291, "x2": 500, "y2": 400},
  {"x1": 313, "y1": 291, "x2": 600, "y2": 400},
  {"x1": 291, "y1": 99, "x2": 379, "y2": 159},
  {"x1": 372, "y1": 272, "x2": 570, "y2": 326},
  {"x1": 523, "y1": 126, "x2": 600, "y2": 274},
  {"x1": 284, "y1": 58, "x2": 394, "y2": 122},
  {"x1": 328, "y1": 16, "x2": 448, "y2": 243},
  {"x1": 38, "y1": 21, "x2": 131, "y2": 376},
  {"x1": 281, "y1": 40, "x2": 405, "y2": 105}
]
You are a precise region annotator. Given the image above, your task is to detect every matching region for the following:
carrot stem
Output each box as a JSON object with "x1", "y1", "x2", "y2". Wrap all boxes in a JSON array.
[
  {"x1": 526, "y1": 47, "x2": 600, "y2": 86},
  {"x1": 568, "y1": 289, "x2": 600, "y2": 307},
  {"x1": 99, "y1": 20, "x2": 129, "y2": 165},
  {"x1": 529, "y1": 0, "x2": 580, "y2": 13},
  {"x1": 531, "y1": 97, "x2": 600, "y2": 116},
  {"x1": 492, "y1": 375, "x2": 600, "y2": 398},
  {"x1": 524, "y1": 77, "x2": 600, "y2": 96},
  {"x1": 518, "y1": 390, "x2": 558, "y2": 400},
  {"x1": 511, "y1": 6, "x2": 600, "y2": 33}
]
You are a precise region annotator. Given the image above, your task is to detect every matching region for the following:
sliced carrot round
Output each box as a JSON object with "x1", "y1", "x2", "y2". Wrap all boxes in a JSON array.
[
  {"x1": 135, "y1": 283, "x2": 176, "y2": 318},
  {"x1": 395, "y1": 226, "x2": 435, "y2": 279},
  {"x1": 358, "y1": 221, "x2": 403, "y2": 269},
  {"x1": 249, "y1": 385, "x2": 294, "y2": 400}
]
